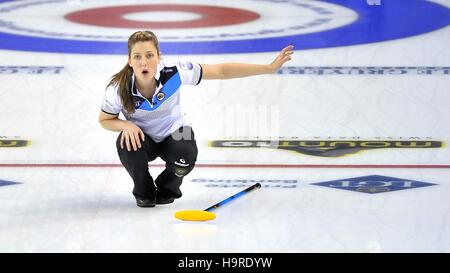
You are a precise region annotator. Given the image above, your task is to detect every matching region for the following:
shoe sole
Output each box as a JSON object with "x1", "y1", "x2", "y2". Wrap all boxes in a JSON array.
[
  {"x1": 136, "y1": 203, "x2": 156, "y2": 207},
  {"x1": 156, "y1": 199, "x2": 175, "y2": 205}
]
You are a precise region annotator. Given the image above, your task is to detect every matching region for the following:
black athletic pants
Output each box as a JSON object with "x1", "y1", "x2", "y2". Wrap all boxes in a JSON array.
[{"x1": 116, "y1": 126, "x2": 198, "y2": 200}]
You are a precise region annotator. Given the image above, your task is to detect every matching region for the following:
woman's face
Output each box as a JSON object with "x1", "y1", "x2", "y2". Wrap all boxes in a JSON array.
[{"x1": 128, "y1": 41, "x2": 160, "y2": 81}]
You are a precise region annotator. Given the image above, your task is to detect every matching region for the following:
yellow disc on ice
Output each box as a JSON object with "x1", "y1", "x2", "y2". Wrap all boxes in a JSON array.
[{"x1": 175, "y1": 210, "x2": 216, "y2": 221}]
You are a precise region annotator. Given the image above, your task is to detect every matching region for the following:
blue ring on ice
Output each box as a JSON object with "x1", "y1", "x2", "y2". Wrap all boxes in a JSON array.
[{"x1": 0, "y1": 0, "x2": 449, "y2": 54}]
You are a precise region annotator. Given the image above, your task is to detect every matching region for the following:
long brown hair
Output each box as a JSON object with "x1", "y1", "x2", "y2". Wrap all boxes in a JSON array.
[{"x1": 106, "y1": 30, "x2": 160, "y2": 113}]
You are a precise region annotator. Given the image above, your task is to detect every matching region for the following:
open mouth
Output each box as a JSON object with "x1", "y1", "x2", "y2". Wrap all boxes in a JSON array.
[{"x1": 142, "y1": 70, "x2": 149, "y2": 75}]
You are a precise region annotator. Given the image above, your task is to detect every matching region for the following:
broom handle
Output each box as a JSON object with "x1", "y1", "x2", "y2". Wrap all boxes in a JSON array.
[{"x1": 204, "y1": 183, "x2": 261, "y2": 212}]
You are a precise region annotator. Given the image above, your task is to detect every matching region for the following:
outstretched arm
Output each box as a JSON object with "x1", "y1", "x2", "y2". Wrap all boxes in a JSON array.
[{"x1": 201, "y1": 45, "x2": 294, "y2": 80}]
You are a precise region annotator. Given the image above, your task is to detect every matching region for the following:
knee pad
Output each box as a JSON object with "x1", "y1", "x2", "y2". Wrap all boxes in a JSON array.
[{"x1": 169, "y1": 158, "x2": 195, "y2": 177}]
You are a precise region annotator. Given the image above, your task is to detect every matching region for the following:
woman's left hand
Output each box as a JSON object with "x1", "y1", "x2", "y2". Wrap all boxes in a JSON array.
[{"x1": 268, "y1": 45, "x2": 294, "y2": 73}]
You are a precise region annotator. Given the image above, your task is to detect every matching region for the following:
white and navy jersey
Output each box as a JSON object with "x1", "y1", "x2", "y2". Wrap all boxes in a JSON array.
[{"x1": 101, "y1": 59, "x2": 202, "y2": 142}]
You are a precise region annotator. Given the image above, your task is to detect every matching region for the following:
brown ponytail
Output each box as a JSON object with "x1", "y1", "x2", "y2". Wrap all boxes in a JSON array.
[{"x1": 106, "y1": 30, "x2": 160, "y2": 113}]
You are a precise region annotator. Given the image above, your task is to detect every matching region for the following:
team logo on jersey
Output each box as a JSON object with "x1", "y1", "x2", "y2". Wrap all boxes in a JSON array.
[
  {"x1": 312, "y1": 175, "x2": 437, "y2": 194},
  {"x1": 156, "y1": 92, "x2": 165, "y2": 101},
  {"x1": 209, "y1": 139, "x2": 443, "y2": 157}
]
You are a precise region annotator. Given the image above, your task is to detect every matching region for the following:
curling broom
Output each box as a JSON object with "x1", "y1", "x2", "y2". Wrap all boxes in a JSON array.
[{"x1": 174, "y1": 183, "x2": 261, "y2": 221}]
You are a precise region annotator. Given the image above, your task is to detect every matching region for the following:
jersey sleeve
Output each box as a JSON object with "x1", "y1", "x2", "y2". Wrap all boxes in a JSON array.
[
  {"x1": 101, "y1": 86, "x2": 122, "y2": 115},
  {"x1": 176, "y1": 61, "x2": 203, "y2": 86}
]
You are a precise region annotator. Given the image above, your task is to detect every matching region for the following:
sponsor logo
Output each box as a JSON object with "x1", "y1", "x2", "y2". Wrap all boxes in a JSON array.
[
  {"x1": 367, "y1": 0, "x2": 382, "y2": 6},
  {"x1": 191, "y1": 178, "x2": 298, "y2": 188},
  {"x1": 311, "y1": 175, "x2": 436, "y2": 194},
  {"x1": 175, "y1": 167, "x2": 187, "y2": 177},
  {"x1": 209, "y1": 139, "x2": 443, "y2": 157},
  {"x1": 0, "y1": 179, "x2": 21, "y2": 187},
  {"x1": 0, "y1": 137, "x2": 30, "y2": 148},
  {"x1": 0, "y1": 66, "x2": 64, "y2": 74},
  {"x1": 133, "y1": 97, "x2": 146, "y2": 108},
  {"x1": 277, "y1": 66, "x2": 450, "y2": 75},
  {"x1": 179, "y1": 62, "x2": 193, "y2": 70}
]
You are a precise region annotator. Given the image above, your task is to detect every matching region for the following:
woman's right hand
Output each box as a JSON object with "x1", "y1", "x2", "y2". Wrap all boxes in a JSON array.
[{"x1": 121, "y1": 121, "x2": 145, "y2": 151}]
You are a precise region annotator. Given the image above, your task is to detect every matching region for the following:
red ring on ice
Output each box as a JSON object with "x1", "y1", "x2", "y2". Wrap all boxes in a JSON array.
[{"x1": 64, "y1": 4, "x2": 260, "y2": 29}]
